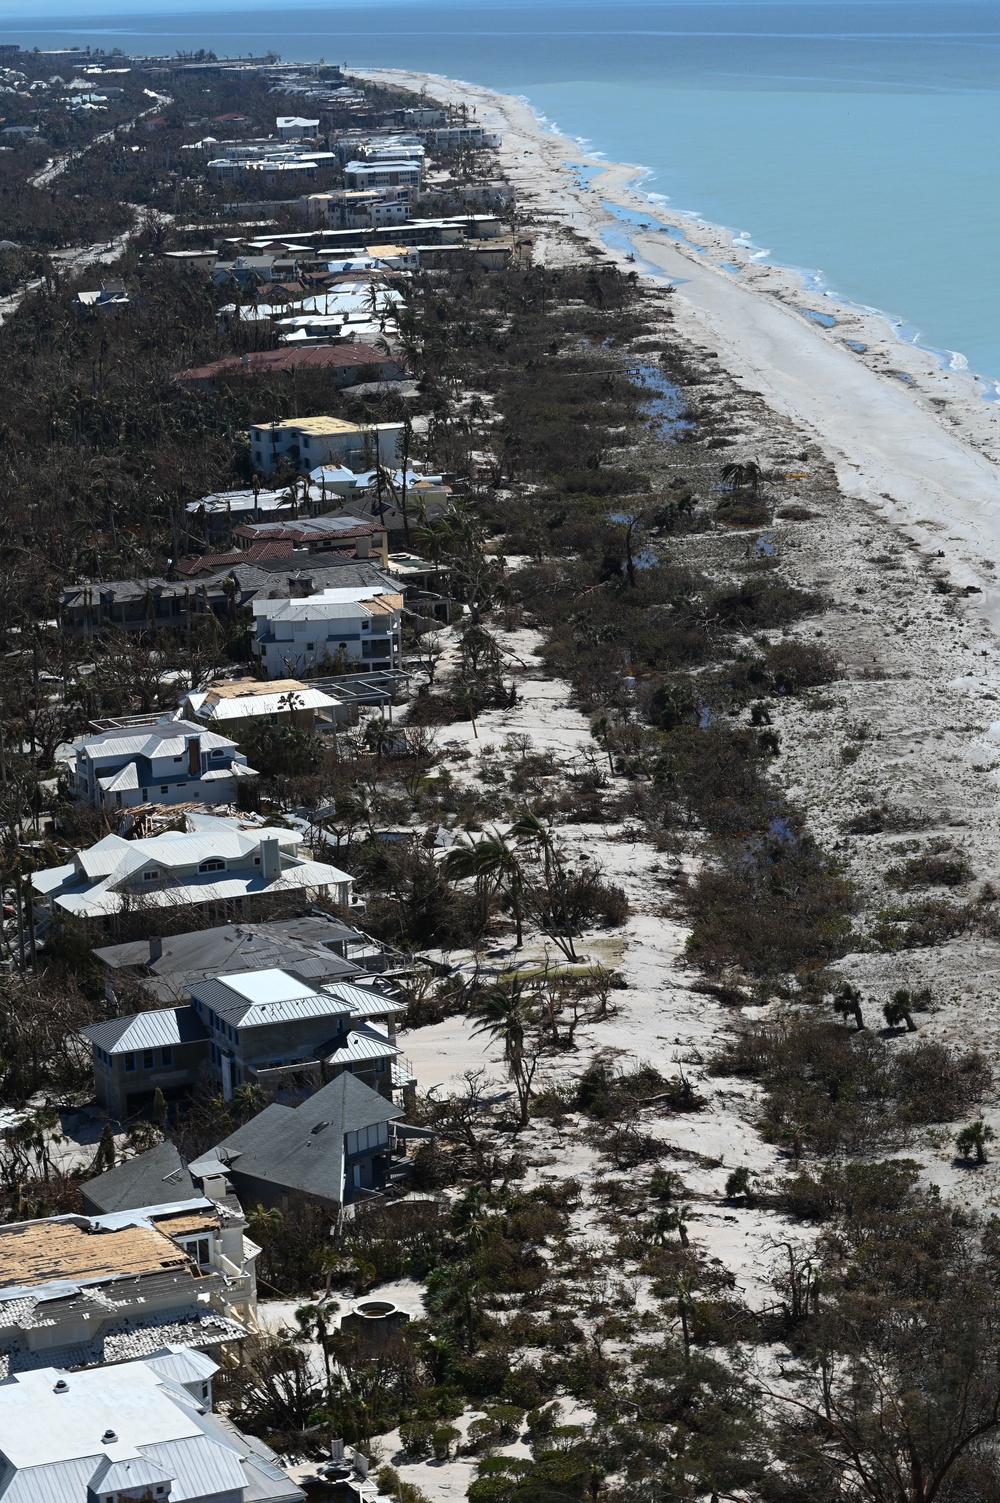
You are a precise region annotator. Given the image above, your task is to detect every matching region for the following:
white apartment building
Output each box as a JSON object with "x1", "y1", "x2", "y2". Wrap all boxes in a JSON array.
[
  {"x1": 252, "y1": 586, "x2": 403, "y2": 677},
  {"x1": 344, "y1": 159, "x2": 422, "y2": 192},
  {"x1": 248, "y1": 416, "x2": 404, "y2": 476}
]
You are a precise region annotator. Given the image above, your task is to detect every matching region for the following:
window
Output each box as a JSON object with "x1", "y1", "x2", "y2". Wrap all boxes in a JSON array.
[
  {"x1": 142, "y1": 869, "x2": 160, "y2": 883},
  {"x1": 160, "y1": 785, "x2": 168, "y2": 794},
  {"x1": 210, "y1": 749, "x2": 224, "y2": 759},
  {"x1": 161, "y1": 1046, "x2": 173, "y2": 1066},
  {"x1": 352, "y1": 1164, "x2": 362, "y2": 1188},
  {"x1": 141, "y1": 790, "x2": 149, "y2": 802},
  {"x1": 199, "y1": 858, "x2": 225, "y2": 873},
  {"x1": 173, "y1": 755, "x2": 183, "y2": 763},
  {"x1": 123, "y1": 1053, "x2": 135, "y2": 1073},
  {"x1": 142, "y1": 1049, "x2": 154, "y2": 1069},
  {"x1": 183, "y1": 1236, "x2": 211, "y2": 1268},
  {"x1": 374, "y1": 1058, "x2": 385, "y2": 1074}
]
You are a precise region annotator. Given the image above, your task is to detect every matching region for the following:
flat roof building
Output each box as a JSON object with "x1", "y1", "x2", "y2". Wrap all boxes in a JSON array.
[{"x1": 0, "y1": 1351, "x2": 303, "y2": 1501}]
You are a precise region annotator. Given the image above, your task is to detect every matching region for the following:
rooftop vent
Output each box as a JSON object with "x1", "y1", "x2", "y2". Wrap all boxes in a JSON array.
[
  {"x1": 53, "y1": 1379, "x2": 68, "y2": 1393},
  {"x1": 310, "y1": 1120, "x2": 330, "y2": 1134},
  {"x1": 102, "y1": 1429, "x2": 117, "y2": 1443}
]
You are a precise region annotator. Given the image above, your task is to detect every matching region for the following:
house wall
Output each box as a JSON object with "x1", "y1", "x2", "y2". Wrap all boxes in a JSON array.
[
  {"x1": 193, "y1": 1002, "x2": 349, "y2": 1078},
  {"x1": 255, "y1": 608, "x2": 400, "y2": 677},
  {"x1": 94, "y1": 1038, "x2": 209, "y2": 1120}
]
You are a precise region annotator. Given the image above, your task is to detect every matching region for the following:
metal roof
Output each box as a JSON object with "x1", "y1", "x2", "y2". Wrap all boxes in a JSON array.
[
  {"x1": 82, "y1": 1006, "x2": 207, "y2": 1055},
  {"x1": 192, "y1": 968, "x2": 352, "y2": 1028},
  {"x1": 74, "y1": 719, "x2": 234, "y2": 759}
]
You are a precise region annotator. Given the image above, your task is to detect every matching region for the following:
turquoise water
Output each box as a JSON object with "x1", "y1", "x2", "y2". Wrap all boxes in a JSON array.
[{"x1": 4, "y1": 0, "x2": 1000, "y2": 376}]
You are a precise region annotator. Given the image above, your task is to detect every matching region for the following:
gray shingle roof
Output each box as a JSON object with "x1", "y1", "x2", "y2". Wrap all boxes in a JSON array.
[
  {"x1": 214, "y1": 1074, "x2": 401, "y2": 1205},
  {"x1": 80, "y1": 1142, "x2": 197, "y2": 1215}
]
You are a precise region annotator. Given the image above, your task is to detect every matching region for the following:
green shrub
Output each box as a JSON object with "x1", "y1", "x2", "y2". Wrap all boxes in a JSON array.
[
  {"x1": 885, "y1": 854, "x2": 973, "y2": 890},
  {"x1": 399, "y1": 1420, "x2": 436, "y2": 1460}
]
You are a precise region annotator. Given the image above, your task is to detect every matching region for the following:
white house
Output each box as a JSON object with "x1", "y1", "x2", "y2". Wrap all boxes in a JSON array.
[
  {"x1": 0, "y1": 1352, "x2": 303, "y2": 1502},
  {"x1": 248, "y1": 416, "x2": 404, "y2": 477},
  {"x1": 429, "y1": 125, "x2": 501, "y2": 148},
  {"x1": 31, "y1": 812, "x2": 352, "y2": 927},
  {"x1": 252, "y1": 586, "x2": 403, "y2": 677},
  {"x1": 277, "y1": 114, "x2": 319, "y2": 138},
  {"x1": 64, "y1": 719, "x2": 257, "y2": 811}
]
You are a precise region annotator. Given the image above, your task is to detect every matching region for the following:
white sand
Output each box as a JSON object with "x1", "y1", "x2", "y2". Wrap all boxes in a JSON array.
[{"x1": 359, "y1": 67, "x2": 1000, "y2": 626}]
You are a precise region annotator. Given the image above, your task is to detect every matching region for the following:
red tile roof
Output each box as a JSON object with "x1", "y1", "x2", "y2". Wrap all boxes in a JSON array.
[
  {"x1": 174, "y1": 539, "x2": 294, "y2": 576},
  {"x1": 175, "y1": 342, "x2": 401, "y2": 384}
]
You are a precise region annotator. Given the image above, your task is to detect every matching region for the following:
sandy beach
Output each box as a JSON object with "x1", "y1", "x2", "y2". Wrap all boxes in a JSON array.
[{"x1": 360, "y1": 67, "x2": 1000, "y2": 626}]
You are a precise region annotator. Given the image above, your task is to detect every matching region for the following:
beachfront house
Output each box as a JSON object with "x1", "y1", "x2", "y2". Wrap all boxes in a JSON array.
[
  {"x1": 0, "y1": 1352, "x2": 304, "y2": 1502},
  {"x1": 181, "y1": 676, "x2": 345, "y2": 740},
  {"x1": 0, "y1": 1198, "x2": 257, "y2": 1374},
  {"x1": 248, "y1": 416, "x2": 404, "y2": 477},
  {"x1": 251, "y1": 584, "x2": 403, "y2": 677},
  {"x1": 94, "y1": 913, "x2": 404, "y2": 1006},
  {"x1": 62, "y1": 718, "x2": 257, "y2": 811},
  {"x1": 81, "y1": 969, "x2": 405, "y2": 1116},
  {"x1": 31, "y1": 811, "x2": 352, "y2": 931},
  {"x1": 199, "y1": 1072, "x2": 405, "y2": 1210}
]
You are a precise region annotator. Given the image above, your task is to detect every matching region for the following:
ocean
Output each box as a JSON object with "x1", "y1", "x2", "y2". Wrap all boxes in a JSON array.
[{"x1": 4, "y1": 0, "x2": 1000, "y2": 378}]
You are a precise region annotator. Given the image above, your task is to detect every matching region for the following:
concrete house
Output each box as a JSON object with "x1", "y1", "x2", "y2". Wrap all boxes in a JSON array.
[
  {"x1": 248, "y1": 416, "x2": 403, "y2": 477},
  {"x1": 252, "y1": 584, "x2": 403, "y2": 677},
  {"x1": 32, "y1": 812, "x2": 352, "y2": 929},
  {"x1": 82, "y1": 969, "x2": 405, "y2": 1117},
  {"x1": 201, "y1": 1072, "x2": 404, "y2": 1209},
  {"x1": 63, "y1": 718, "x2": 258, "y2": 811},
  {"x1": 0, "y1": 1198, "x2": 257, "y2": 1375},
  {"x1": 0, "y1": 1352, "x2": 303, "y2": 1502}
]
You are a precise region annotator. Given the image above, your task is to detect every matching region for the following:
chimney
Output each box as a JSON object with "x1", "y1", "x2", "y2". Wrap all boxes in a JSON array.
[
  {"x1": 187, "y1": 734, "x2": 201, "y2": 777},
  {"x1": 148, "y1": 935, "x2": 163, "y2": 965},
  {"x1": 260, "y1": 836, "x2": 281, "y2": 881}
]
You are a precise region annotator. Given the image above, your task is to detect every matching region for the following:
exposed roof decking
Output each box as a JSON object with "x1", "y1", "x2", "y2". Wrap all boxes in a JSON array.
[{"x1": 0, "y1": 1218, "x2": 192, "y2": 1290}]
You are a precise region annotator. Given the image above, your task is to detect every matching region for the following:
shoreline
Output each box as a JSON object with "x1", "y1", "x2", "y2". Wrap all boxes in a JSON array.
[{"x1": 360, "y1": 66, "x2": 1000, "y2": 628}]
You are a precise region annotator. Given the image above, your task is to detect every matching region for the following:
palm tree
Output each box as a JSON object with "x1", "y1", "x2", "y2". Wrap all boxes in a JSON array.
[
  {"x1": 721, "y1": 459, "x2": 763, "y2": 496},
  {"x1": 648, "y1": 1205, "x2": 691, "y2": 1248},
  {"x1": 295, "y1": 1298, "x2": 338, "y2": 1389},
  {"x1": 883, "y1": 988, "x2": 917, "y2": 1032},
  {"x1": 832, "y1": 981, "x2": 865, "y2": 1031},
  {"x1": 470, "y1": 980, "x2": 539, "y2": 1128},
  {"x1": 510, "y1": 812, "x2": 579, "y2": 961},
  {"x1": 675, "y1": 1275, "x2": 696, "y2": 1361},
  {"x1": 445, "y1": 829, "x2": 528, "y2": 946},
  {"x1": 957, "y1": 1121, "x2": 994, "y2": 1165}
]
